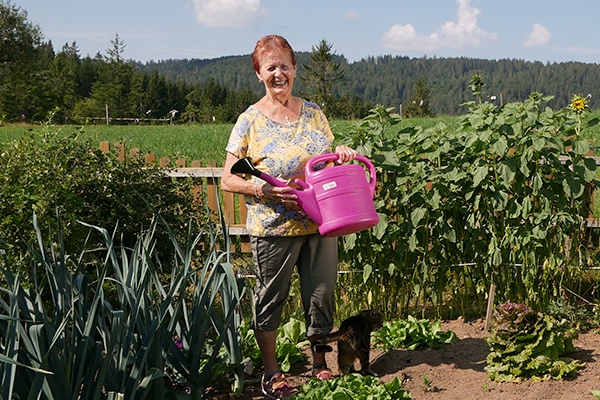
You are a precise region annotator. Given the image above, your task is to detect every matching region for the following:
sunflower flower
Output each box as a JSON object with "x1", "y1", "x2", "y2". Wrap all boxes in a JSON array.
[{"x1": 570, "y1": 94, "x2": 589, "y2": 114}]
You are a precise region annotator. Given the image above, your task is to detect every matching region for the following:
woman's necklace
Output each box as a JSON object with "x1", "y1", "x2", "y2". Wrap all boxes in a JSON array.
[
  {"x1": 265, "y1": 96, "x2": 295, "y2": 126},
  {"x1": 281, "y1": 101, "x2": 293, "y2": 127}
]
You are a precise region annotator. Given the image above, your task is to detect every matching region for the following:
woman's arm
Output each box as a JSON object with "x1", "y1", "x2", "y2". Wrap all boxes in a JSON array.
[{"x1": 221, "y1": 152, "x2": 296, "y2": 204}]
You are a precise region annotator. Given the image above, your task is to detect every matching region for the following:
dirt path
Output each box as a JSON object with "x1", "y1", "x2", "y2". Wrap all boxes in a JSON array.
[{"x1": 210, "y1": 318, "x2": 600, "y2": 399}]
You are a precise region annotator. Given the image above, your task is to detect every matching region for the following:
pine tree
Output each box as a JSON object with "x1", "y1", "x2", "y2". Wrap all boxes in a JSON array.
[
  {"x1": 404, "y1": 76, "x2": 435, "y2": 118},
  {"x1": 0, "y1": 1, "x2": 43, "y2": 120},
  {"x1": 299, "y1": 39, "x2": 346, "y2": 116}
]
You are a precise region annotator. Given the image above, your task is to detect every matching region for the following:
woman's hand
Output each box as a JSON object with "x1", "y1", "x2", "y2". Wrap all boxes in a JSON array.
[
  {"x1": 334, "y1": 145, "x2": 358, "y2": 164},
  {"x1": 262, "y1": 184, "x2": 297, "y2": 205}
]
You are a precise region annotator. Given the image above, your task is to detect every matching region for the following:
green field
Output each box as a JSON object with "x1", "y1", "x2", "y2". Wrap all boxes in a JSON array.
[
  {"x1": 2, "y1": 111, "x2": 600, "y2": 166},
  {"x1": 0, "y1": 120, "x2": 367, "y2": 166}
]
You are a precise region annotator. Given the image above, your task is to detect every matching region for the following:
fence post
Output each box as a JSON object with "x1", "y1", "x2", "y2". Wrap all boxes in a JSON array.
[
  {"x1": 114, "y1": 142, "x2": 125, "y2": 162},
  {"x1": 145, "y1": 153, "x2": 156, "y2": 165},
  {"x1": 130, "y1": 148, "x2": 140, "y2": 160}
]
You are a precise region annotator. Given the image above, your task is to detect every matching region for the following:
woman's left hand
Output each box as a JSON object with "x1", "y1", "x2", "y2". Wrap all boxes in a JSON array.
[{"x1": 334, "y1": 145, "x2": 358, "y2": 164}]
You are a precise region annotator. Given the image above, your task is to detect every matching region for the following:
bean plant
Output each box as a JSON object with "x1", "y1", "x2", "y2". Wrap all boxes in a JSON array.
[{"x1": 337, "y1": 94, "x2": 598, "y2": 319}]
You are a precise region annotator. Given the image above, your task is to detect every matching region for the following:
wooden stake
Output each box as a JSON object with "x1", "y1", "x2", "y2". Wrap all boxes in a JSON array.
[{"x1": 484, "y1": 284, "x2": 496, "y2": 331}]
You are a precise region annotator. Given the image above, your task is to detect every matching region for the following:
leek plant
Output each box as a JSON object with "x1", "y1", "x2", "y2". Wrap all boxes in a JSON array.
[{"x1": 0, "y1": 210, "x2": 245, "y2": 399}]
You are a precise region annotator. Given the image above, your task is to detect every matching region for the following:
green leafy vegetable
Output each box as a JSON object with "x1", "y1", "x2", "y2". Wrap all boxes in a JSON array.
[
  {"x1": 291, "y1": 374, "x2": 411, "y2": 399},
  {"x1": 485, "y1": 302, "x2": 583, "y2": 382},
  {"x1": 372, "y1": 316, "x2": 457, "y2": 351}
]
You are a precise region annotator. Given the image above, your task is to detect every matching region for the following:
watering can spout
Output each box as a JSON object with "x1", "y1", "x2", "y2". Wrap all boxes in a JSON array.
[{"x1": 230, "y1": 157, "x2": 322, "y2": 224}]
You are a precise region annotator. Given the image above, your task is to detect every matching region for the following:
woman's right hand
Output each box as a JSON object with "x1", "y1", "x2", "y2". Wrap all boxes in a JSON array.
[{"x1": 261, "y1": 184, "x2": 297, "y2": 205}]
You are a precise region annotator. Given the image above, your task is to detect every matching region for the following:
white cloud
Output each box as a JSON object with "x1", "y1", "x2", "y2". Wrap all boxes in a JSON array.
[
  {"x1": 344, "y1": 10, "x2": 360, "y2": 21},
  {"x1": 192, "y1": 0, "x2": 268, "y2": 28},
  {"x1": 381, "y1": 0, "x2": 497, "y2": 53},
  {"x1": 523, "y1": 23, "x2": 552, "y2": 47}
]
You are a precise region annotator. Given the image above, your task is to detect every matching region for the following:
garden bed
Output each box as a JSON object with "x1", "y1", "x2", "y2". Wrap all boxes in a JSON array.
[{"x1": 210, "y1": 318, "x2": 600, "y2": 399}]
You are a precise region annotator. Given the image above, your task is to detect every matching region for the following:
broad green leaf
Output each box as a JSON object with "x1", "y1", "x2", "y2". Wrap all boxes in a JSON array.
[
  {"x1": 574, "y1": 158, "x2": 597, "y2": 182},
  {"x1": 521, "y1": 196, "x2": 532, "y2": 219},
  {"x1": 472, "y1": 165, "x2": 488, "y2": 187},
  {"x1": 410, "y1": 207, "x2": 427, "y2": 226},
  {"x1": 372, "y1": 213, "x2": 388, "y2": 240},
  {"x1": 363, "y1": 264, "x2": 373, "y2": 283},
  {"x1": 532, "y1": 175, "x2": 542, "y2": 193},
  {"x1": 491, "y1": 136, "x2": 508, "y2": 155},
  {"x1": 498, "y1": 160, "x2": 517, "y2": 183},
  {"x1": 562, "y1": 177, "x2": 584, "y2": 198},
  {"x1": 532, "y1": 136, "x2": 546, "y2": 151},
  {"x1": 573, "y1": 139, "x2": 590, "y2": 155}
]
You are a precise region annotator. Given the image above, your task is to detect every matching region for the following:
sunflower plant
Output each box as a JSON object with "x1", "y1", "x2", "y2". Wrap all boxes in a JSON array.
[{"x1": 569, "y1": 94, "x2": 592, "y2": 135}]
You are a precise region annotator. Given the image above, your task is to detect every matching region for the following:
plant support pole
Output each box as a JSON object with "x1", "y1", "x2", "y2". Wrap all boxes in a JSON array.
[{"x1": 485, "y1": 284, "x2": 496, "y2": 331}]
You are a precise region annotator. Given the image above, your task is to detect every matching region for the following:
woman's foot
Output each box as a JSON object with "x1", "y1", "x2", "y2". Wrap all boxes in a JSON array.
[
  {"x1": 261, "y1": 372, "x2": 298, "y2": 399},
  {"x1": 312, "y1": 362, "x2": 334, "y2": 380}
]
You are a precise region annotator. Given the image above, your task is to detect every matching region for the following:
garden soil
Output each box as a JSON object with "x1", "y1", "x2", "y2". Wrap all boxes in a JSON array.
[{"x1": 208, "y1": 318, "x2": 600, "y2": 399}]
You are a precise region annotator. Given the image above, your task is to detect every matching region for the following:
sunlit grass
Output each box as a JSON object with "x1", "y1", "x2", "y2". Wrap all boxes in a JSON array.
[{"x1": 2, "y1": 111, "x2": 600, "y2": 166}]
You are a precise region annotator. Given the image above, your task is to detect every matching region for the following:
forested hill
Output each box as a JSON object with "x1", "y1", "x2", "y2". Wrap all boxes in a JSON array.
[{"x1": 136, "y1": 54, "x2": 600, "y2": 115}]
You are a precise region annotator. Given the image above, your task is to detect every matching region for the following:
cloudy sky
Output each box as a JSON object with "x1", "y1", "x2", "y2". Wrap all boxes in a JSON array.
[{"x1": 15, "y1": 0, "x2": 600, "y2": 64}]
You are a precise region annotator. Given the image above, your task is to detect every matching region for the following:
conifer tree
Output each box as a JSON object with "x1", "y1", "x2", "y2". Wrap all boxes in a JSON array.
[
  {"x1": 404, "y1": 76, "x2": 435, "y2": 118},
  {"x1": 299, "y1": 39, "x2": 345, "y2": 116},
  {"x1": 0, "y1": 1, "x2": 43, "y2": 120}
]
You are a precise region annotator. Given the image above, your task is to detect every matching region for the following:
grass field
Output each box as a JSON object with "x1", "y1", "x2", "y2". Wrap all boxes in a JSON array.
[
  {"x1": 0, "y1": 120, "x2": 368, "y2": 166},
  {"x1": 1, "y1": 111, "x2": 599, "y2": 166}
]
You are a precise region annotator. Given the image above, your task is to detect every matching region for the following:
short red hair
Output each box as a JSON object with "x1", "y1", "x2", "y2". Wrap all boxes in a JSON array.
[{"x1": 251, "y1": 35, "x2": 296, "y2": 73}]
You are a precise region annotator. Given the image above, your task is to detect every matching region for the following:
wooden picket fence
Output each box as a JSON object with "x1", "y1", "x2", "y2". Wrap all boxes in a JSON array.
[
  {"x1": 99, "y1": 141, "x2": 250, "y2": 253},
  {"x1": 101, "y1": 141, "x2": 600, "y2": 253}
]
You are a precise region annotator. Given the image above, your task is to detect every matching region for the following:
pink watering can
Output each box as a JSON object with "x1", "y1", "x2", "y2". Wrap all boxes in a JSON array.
[{"x1": 231, "y1": 153, "x2": 379, "y2": 237}]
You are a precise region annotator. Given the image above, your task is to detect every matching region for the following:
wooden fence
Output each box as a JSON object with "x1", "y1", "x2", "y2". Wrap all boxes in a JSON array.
[
  {"x1": 100, "y1": 141, "x2": 600, "y2": 253},
  {"x1": 100, "y1": 141, "x2": 250, "y2": 253}
]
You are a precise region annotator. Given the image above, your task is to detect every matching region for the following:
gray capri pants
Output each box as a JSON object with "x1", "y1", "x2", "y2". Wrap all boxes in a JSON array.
[{"x1": 250, "y1": 234, "x2": 338, "y2": 338}]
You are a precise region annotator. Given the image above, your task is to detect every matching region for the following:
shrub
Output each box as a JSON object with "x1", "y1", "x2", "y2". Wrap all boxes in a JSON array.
[{"x1": 0, "y1": 123, "x2": 206, "y2": 269}]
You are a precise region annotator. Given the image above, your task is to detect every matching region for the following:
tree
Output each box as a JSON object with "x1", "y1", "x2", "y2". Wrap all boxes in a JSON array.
[
  {"x1": 404, "y1": 76, "x2": 435, "y2": 118},
  {"x1": 77, "y1": 33, "x2": 135, "y2": 120},
  {"x1": 0, "y1": 1, "x2": 43, "y2": 120},
  {"x1": 299, "y1": 39, "x2": 346, "y2": 117},
  {"x1": 48, "y1": 42, "x2": 81, "y2": 121}
]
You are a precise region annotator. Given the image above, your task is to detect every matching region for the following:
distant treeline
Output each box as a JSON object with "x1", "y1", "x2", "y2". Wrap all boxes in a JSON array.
[
  {"x1": 138, "y1": 54, "x2": 600, "y2": 116},
  {"x1": 4, "y1": 1, "x2": 600, "y2": 123}
]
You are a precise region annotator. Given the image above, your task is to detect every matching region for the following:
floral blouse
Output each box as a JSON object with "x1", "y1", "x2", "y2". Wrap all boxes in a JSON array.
[{"x1": 225, "y1": 100, "x2": 334, "y2": 237}]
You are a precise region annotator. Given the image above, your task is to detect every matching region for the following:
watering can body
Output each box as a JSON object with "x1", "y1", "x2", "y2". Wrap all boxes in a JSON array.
[
  {"x1": 294, "y1": 153, "x2": 379, "y2": 237},
  {"x1": 231, "y1": 153, "x2": 379, "y2": 237}
]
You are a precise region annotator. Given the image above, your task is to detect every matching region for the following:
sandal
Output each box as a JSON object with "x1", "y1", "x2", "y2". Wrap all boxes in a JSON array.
[
  {"x1": 261, "y1": 372, "x2": 298, "y2": 399},
  {"x1": 312, "y1": 363, "x2": 334, "y2": 380}
]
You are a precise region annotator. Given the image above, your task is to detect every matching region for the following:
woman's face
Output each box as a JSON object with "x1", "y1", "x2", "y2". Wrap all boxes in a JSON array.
[{"x1": 256, "y1": 48, "x2": 297, "y2": 98}]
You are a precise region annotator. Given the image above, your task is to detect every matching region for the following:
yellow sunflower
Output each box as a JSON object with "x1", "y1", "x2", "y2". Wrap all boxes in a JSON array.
[{"x1": 570, "y1": 94, "x2": 589, "y2": 114}]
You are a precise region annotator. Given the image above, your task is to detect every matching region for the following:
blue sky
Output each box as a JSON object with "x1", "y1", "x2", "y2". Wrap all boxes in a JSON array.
[{"x1": 14, "y1": 0, "x2": 600, "y2": 65}]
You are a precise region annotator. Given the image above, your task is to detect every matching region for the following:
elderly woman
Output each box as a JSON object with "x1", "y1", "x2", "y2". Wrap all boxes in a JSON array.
[{"x1": 221, "y1": 34, "x2": 357, "y2": 399}]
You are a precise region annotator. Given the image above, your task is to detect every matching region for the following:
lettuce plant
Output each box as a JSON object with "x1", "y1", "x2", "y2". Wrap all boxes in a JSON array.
[
  {"x1": 291, "y1": 374, "x2": 411, "y2": 400},
  {"x1": 372, "y1": 316, "x2": 457, "y2": 351},
  {"x1": 485, "y1": 301, "x2": 582, "y2": 382}
]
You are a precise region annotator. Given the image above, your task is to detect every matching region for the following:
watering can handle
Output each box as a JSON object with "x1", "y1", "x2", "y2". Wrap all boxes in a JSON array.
[{"x1": 306, "y1": 153, "x2": 377, "y2": 196}]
